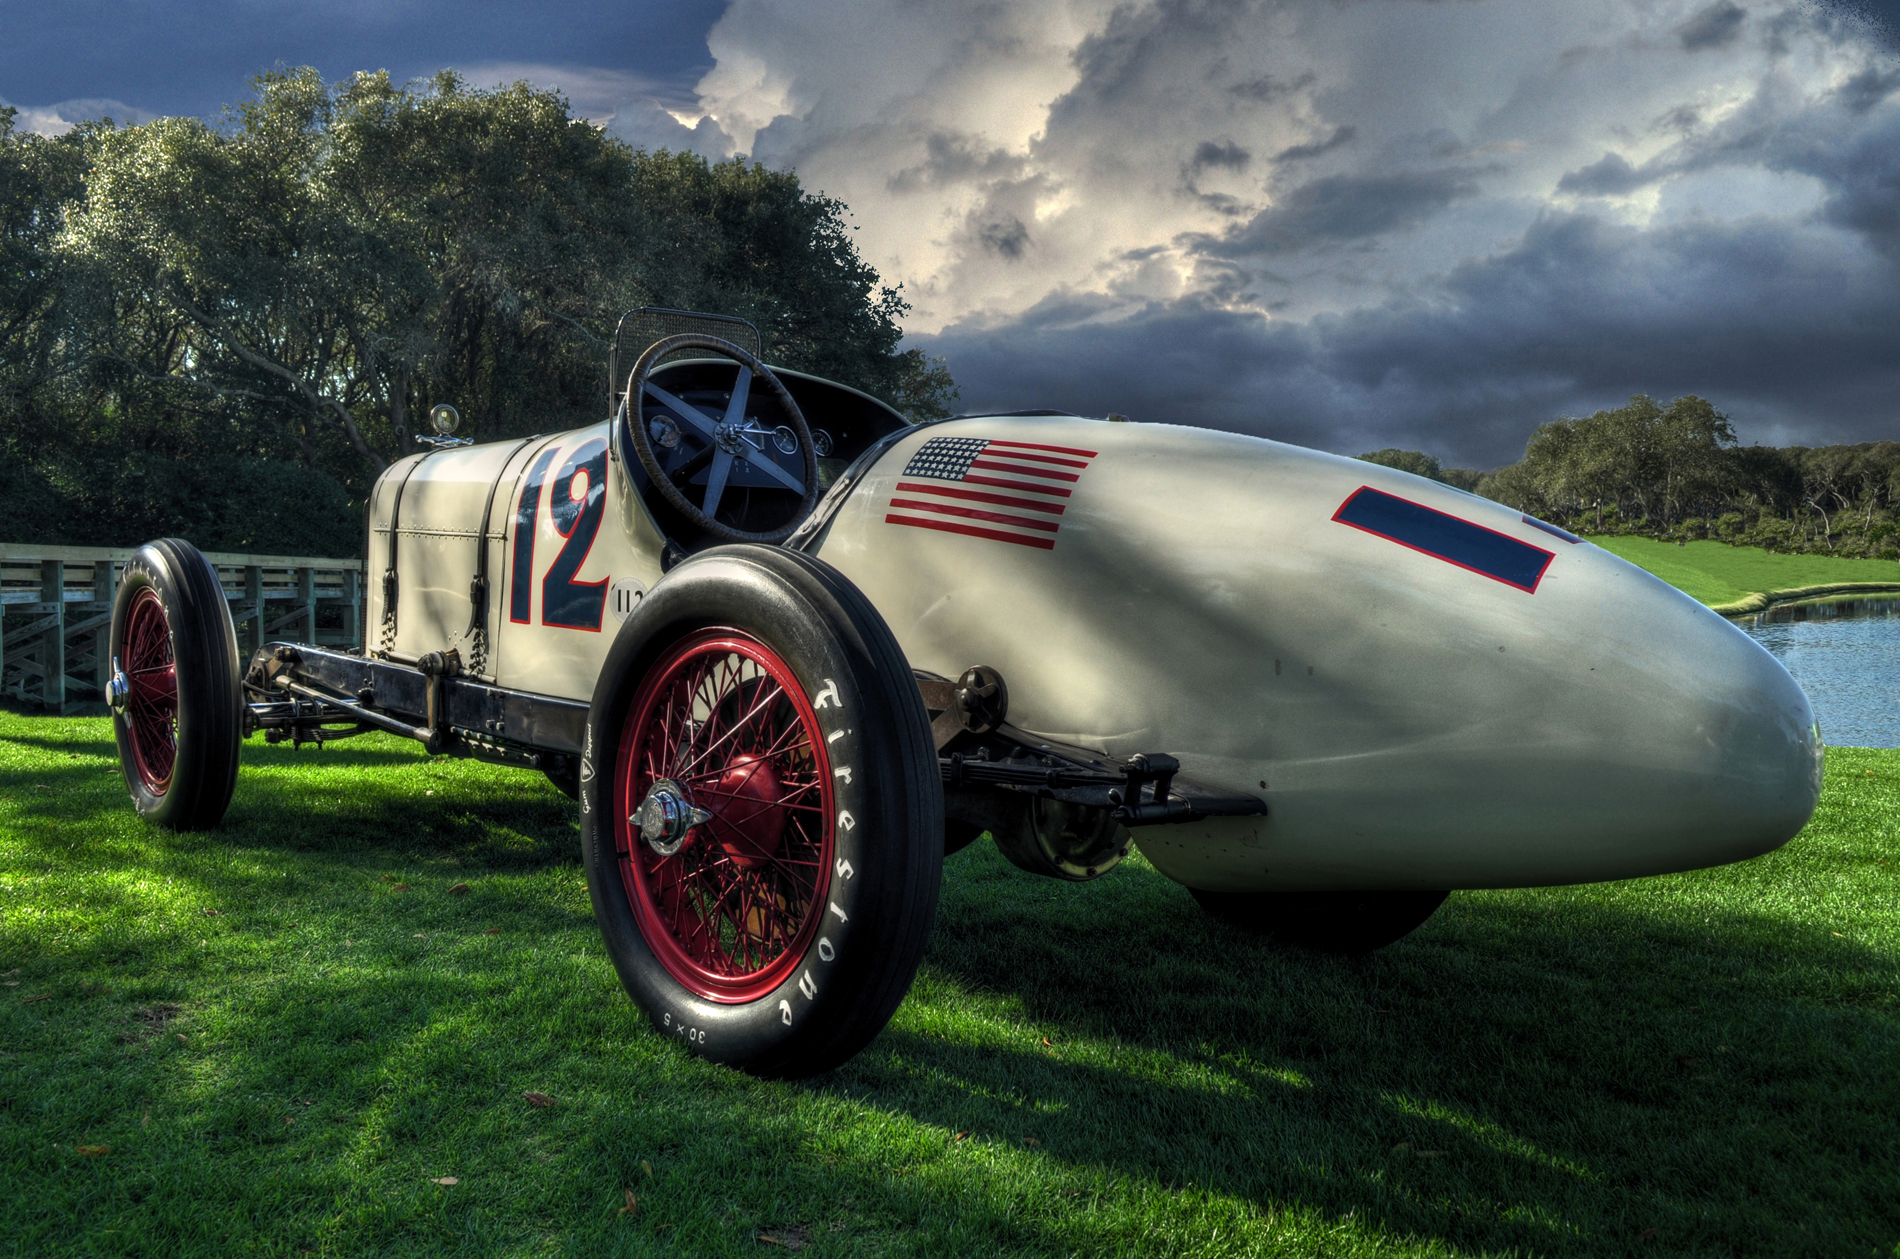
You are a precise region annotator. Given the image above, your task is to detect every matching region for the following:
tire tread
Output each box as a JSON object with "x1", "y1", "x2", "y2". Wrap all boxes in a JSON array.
[{"x1": 111, "y1": 539, "x2": 242, "y2": 831}]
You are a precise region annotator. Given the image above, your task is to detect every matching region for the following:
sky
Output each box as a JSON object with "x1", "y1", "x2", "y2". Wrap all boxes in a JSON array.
[{"x1": 5, "y1": 0, "x2": 1898, "y2": 467}]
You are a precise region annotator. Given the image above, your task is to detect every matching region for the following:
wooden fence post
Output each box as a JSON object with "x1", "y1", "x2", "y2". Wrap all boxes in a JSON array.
[
  {"x1": 40, "y1": 559, "x2": 64, "y2": 710},
  {"x1": 244, "y1": 565, "x2": 264, "y2": 657},
  {"x1": 92, "y1": 559, "x2": 118, "y2": 698},
  {"x1": 344, "y1": 568, "x2": 362, "y2": 649},
  {"x1": 296, "y1": 566, "x2": 315, "y2": 643}
]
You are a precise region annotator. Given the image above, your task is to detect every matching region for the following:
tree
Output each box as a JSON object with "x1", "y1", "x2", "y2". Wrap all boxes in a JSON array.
[
  {"x1": 0, "y1": 108, "x2": 87, "y2": 442},
  {"x1": 1507, "y1": 395, "x2": 1741, "y2": 527},
  {"x1": 2, "y1": 70, "x2": 958, "y2": 554},
  {"x1": 58, "y1": 69, "x2": 642, "y2": 482},
  {"x1": 619, "y1": 148, "x2": 957, "y2": 419},
  {"x1": 1356, "y1": 448, "x2": 1444, "y2": 480},
  {"x1": 1469, "y1": 398, "x2": 1896, "y2": 560}
]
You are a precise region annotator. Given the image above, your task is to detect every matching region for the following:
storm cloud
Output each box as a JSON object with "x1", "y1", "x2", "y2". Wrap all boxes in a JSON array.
[
  {"x1": 928, "y1": 209, "x2": 1900, "y2": 464},
  {"x1": 1206, "y1": 168, "x2": 1486, "y2": 257},
  {"x1": 1677, "y1": 1, "x2": 1748, "y2": 51},
  {"x1": 673, "y1": 0, "x2": 1900, "y2": 464}
]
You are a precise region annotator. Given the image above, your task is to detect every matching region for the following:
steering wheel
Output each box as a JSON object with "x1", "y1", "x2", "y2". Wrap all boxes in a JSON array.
[{"x1": 621, "y1": 334, "x2": 821, "y2": 545}]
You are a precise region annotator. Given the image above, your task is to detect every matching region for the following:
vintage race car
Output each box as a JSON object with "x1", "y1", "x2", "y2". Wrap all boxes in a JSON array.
[{"x1": 105, "y1": 309, "x2": 1823, "y2": 1077}]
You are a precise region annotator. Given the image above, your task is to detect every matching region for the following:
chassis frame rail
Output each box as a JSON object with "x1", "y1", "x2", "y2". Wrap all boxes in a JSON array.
[
  {"x1": 244, "y1": 643, "x2": 586, "y2": 773},
  {"x1": 916, "y1": 668, "x2": 1264, "y2": 829},
  {"x1": 245, "y1": 643, "x2": 1266, "y2": 828},
  {"x1": 937, "y1": 727, "x2": 1265, "y2": 827}
]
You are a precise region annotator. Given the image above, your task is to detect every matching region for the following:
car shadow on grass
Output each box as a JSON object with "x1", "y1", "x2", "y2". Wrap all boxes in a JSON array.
[{"x1": 797, "y1": 845, "x2": 1900, "y2": 1257}]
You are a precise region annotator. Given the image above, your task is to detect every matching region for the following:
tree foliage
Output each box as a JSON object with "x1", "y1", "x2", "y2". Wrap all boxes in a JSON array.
[
  {"x1": 1363, "y1": 396, "x2": 1900, "y2": 560},
  {"x1": 1354, "y1": 447, "x2": 1484, "y2": 492},
  {"x1": 0, "y1": 71, "x2": 957, "y2": 554}
]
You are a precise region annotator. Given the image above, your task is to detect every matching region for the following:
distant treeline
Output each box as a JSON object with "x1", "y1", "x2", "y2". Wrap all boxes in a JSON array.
[
  {"x1": 0, "y1": 69, "x2": 957, "y2": 556},
  {"x1": 1360, "y1": 395, "x2": 1899, "y2": 561}
]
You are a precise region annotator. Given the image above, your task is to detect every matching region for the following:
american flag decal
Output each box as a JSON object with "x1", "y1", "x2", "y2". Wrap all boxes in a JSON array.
[{"x1": 885, "y1": 436, "x2": 1098, "y2": 550}]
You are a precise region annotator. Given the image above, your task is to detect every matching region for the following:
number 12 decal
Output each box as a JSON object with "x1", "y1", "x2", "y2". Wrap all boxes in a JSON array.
[{"x1": 509, "y1": 437, "x2": 610, "y2": 631}]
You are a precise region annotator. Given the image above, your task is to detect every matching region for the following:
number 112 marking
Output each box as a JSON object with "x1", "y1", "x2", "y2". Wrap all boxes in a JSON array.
[{"x1": 509, "y1": 438, "x2": 610, "y2": 631}]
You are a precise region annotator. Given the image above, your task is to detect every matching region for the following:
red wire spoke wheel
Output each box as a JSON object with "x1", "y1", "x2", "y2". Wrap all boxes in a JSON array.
[
  {"x1": 615, "y1": 628, "x2": 834, "y2": 1003},
  {"x1": 120, "y1": 588, "x2": 180, "y2": 794},
  {"x1": 108, "y1": 540, "x2": 242, "y2": 831},
  {"x1": 580, "y1": 545, "x2": 943, "y2": 1078}
]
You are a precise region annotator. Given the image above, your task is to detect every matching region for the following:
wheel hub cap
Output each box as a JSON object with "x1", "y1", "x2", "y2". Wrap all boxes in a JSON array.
[{"x1": 631, "y1": 778, "x2": 711, "y2": 856}]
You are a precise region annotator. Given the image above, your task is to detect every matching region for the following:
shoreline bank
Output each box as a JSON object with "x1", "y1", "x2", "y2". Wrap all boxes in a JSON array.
[{"x1": 1709, "y1": 582, "x2": 1900, "y2": 618}]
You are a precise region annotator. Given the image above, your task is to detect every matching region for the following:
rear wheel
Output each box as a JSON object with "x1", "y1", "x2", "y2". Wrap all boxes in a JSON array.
[
  {"x1": 108, "y1": 539, "x2": 241, "y2": 830},
  {"x1": 1191, "y1": 889, "x2": 1448, "y2": 953},
  {"x1": 580, "y1": 545, "x2": 941, "y2": 1077}
]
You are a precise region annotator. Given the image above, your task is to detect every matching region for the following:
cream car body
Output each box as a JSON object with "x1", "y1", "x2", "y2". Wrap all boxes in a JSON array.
[{"x1": 367, "y1": 394, "x2": 1823, "y2": 893}]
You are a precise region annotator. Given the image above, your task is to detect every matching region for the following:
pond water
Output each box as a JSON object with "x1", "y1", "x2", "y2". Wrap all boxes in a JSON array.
[{"x1": 1738, "y1": 598, "x2": 1900, "y2": 748}]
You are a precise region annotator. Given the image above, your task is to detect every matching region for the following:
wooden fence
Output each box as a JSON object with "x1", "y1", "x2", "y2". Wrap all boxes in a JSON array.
[{"x1": 1, "y1": 545, "x2": 362, "y2": 713}]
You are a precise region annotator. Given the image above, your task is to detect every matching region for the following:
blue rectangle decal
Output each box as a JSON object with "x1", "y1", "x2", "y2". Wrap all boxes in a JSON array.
[{"x1": 1333, "y1": 487, "x2": 1555, "y2": 593}]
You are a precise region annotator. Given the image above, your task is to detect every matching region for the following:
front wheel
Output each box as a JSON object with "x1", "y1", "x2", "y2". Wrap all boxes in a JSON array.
[
  {"x1": 1191, "y1": 889, "x2": 1448, "y2": 953},
  {"x1": 107, "y1": 539, "x2": 242, "y2": 830},
  {"x1": 580, "y1": 545, "x2": 942, "y2": 1077}
]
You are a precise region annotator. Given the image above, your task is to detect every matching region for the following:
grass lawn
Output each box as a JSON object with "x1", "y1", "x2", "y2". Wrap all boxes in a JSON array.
[
  {"x1": 1586, "y1": 536, "x2": 1899, "y2": 607},
  {"x1": 2, "y1": 714, "x2": 1896, "y2": 1257}
]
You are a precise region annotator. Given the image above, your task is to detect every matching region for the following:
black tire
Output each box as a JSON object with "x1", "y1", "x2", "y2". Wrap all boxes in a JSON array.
[
  {"x1": 108, "y1": 539, "x2": 242, "y2": 831},
  {"x1": 579, "y1": 544, "x2": 942, "y2": 1078},
  {"x1": 1191, "y1": 889, "x2": 1448, "y2": 953}
]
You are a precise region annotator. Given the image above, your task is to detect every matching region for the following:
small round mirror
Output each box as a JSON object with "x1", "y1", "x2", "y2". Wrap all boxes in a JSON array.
[{"x1": 428, "y1": 403, "x2": 460, "y2": 436}]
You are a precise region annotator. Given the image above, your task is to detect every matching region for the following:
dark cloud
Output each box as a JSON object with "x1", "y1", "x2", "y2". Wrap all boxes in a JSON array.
[
  {"x1": 1813, "y1": 108, "x2": 1900, "y2": 254},
  {"x1": 1203, "y1": 169, "x2": 1483, "y2": 257},
  {"x1": 1655, "y1": 103, "x2": 1703, "y2": 134},
  {"x1": 888, "y1": 132, "x2": 1027, "y2": 193},
  {"x1": 1649, "y1": 68, "x2": 1900, "y2": 258},
  {"x1": 1228, "y1": 70, "x2": 1315, "y2": 102},
  {"x1": 1556, "y1": 151, "x2": 1652, "y2": 196},
  {"x1": 1548, "y1": 60, "x2": 1900, "y2": 261},
  {"x1": 1274, "y1": 125, "x2": 1357, "y2": 163},
  {"x1": 979, "y1": 217, "x2": 1031, "y2": 259},
  {"x1": 1191, "y1": 140, "x2": 1251, "y2": 170},
  {"x1": 1678, "y1": 1, "x2": 1748, "y2": 51},
  {"x1": 1060, "y1": 0, "x2": 1249, "y2": 109},
  {"x1": 1837, "y1": 65, "x2": 1900, "y2": 112},
  {"x1": 921, "y1": 211, "x2": 1900, "y2": 466}
]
